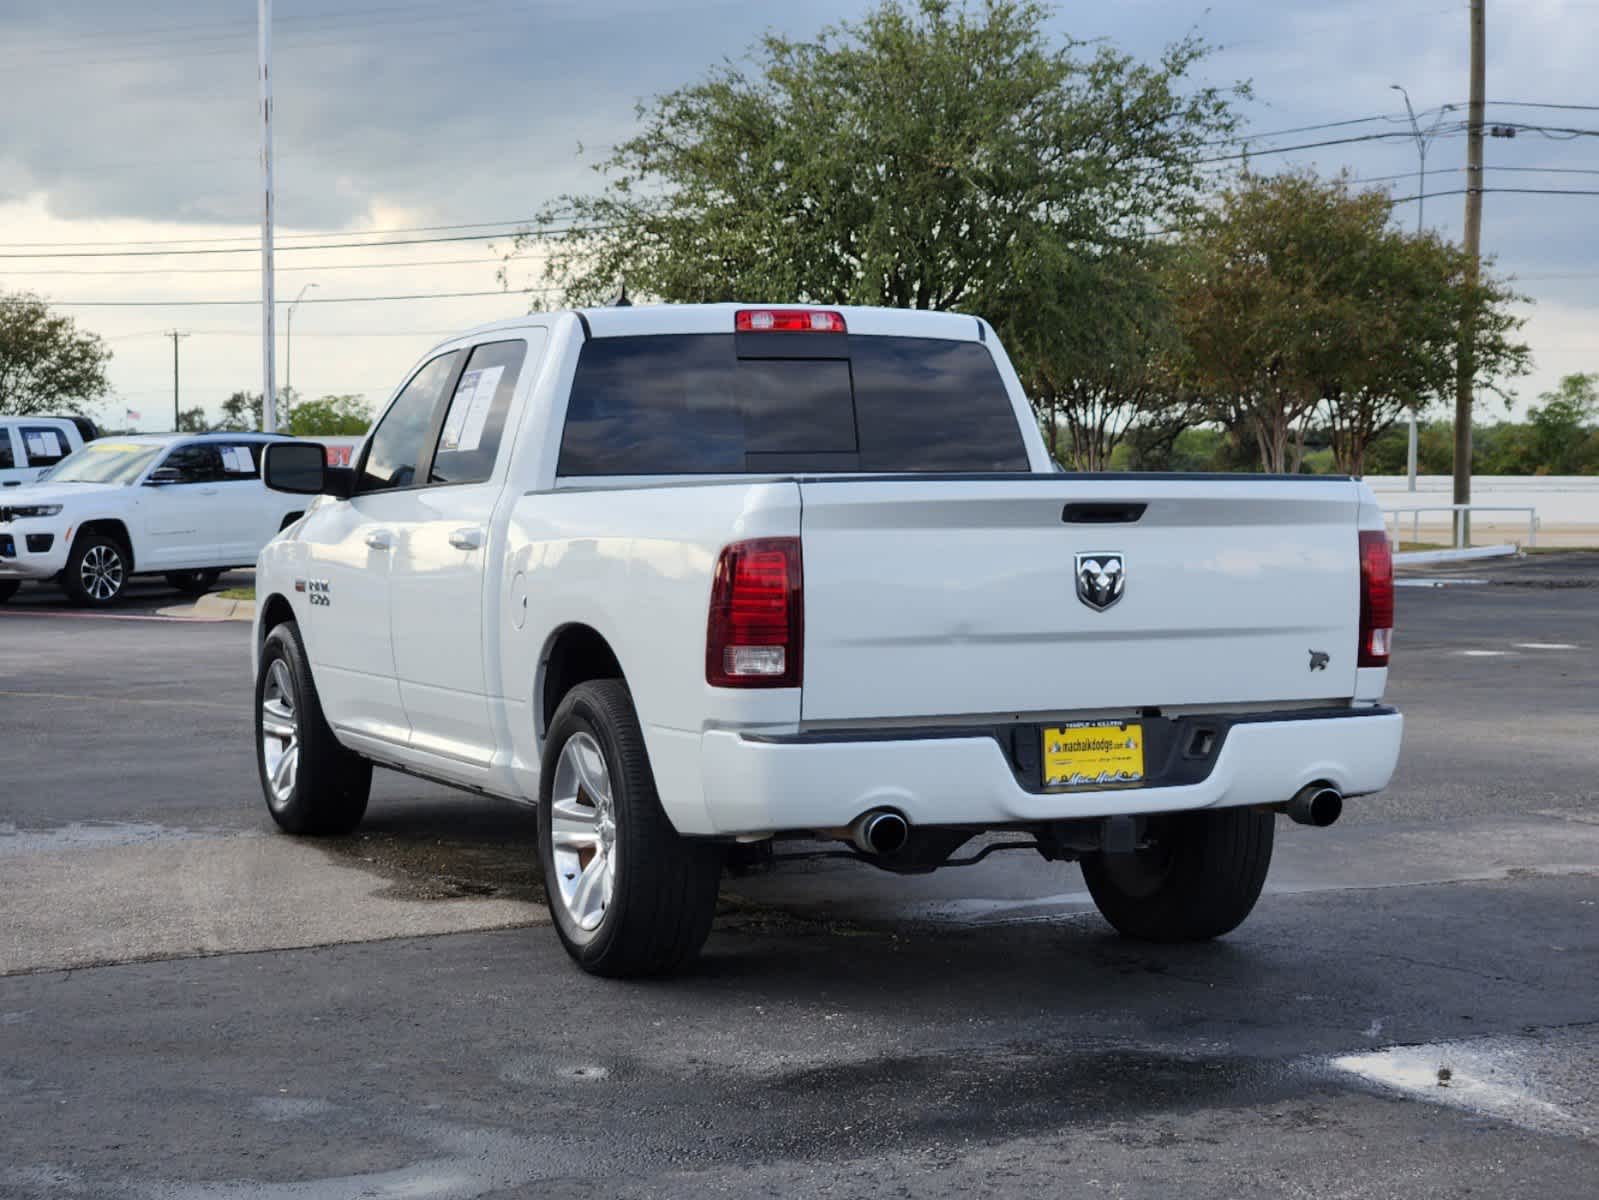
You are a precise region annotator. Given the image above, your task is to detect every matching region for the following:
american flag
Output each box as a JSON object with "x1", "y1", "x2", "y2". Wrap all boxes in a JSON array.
[{"x1": 124, "y1": 408, "x2": 141, "y2": 421}]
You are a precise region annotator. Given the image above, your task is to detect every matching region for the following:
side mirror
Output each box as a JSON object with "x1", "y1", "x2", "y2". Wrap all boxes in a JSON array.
[
  {"x1": 145, "y1": 467, "x2": 184, "y2": 486},
  {"x1": 263, "y1": 442, "x2": 354, "y2": 498}
]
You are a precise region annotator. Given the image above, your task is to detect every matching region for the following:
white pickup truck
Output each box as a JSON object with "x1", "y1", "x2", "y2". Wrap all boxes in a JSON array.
[{"x1": 254, "y1": 303, "x2": 1402, "y2": 977}]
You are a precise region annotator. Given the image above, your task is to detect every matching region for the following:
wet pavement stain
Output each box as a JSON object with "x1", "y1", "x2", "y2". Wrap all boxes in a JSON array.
[{"x1": 316, "y1": 826, "x2": 543, "y2": 903}]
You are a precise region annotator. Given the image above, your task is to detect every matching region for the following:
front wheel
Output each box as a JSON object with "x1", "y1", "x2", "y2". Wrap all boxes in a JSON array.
[
  {"x1": 1080, "y1": 807, "x2": 1274, "y2": 942},
  {"x1": 166, "y1": 569, "x2": 222, "y2": 596},
  {"x1": 538, "y1": 680, "x2": 724, "y2": 978},
  {"x1": 256, "y1": 620, "x2": 371, "y2": 835},
  {"x1": 61, "y1": 532, "x2": 129, "y2": 607}
]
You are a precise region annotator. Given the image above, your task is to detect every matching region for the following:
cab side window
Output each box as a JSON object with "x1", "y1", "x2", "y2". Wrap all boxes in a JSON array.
[
  {"x1": 0, "y1": 431, "x2": 15, "y2": 470},
  {"x1": 359, "y1": 351, "x2": 461, "y2": 494},
  {"x1": 20, "y1": 426, "x2": 70, "y2": 468},
  {"x1": 213, "y1": 443, "x2": 261, "y2": 480},
  {"x1": 429, "y1": 340, "x2": 527, "y2": 486},
  {"x1": 160, "y1": 443, "x2": 225, "y2": 483}
]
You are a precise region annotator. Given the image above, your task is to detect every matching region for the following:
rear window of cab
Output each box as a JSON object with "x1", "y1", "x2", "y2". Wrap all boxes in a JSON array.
[{"x1": 556, "y1": 334, "x2": 1030, "y2": 476}]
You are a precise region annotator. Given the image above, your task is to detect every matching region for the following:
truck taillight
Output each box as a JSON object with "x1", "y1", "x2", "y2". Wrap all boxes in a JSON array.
[
  {"x1": 1358, "y1": 529, "x2": 1394, "y2": 668},
  {"x1": 734, "y1": 308, "x2": 846, "y2": 333},
  {"x1": 706, "y1": 538, "x2": 803, "y2": 688}
]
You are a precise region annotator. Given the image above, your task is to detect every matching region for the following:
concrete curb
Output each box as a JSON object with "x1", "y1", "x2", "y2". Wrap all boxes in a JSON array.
[
  {"x1": 1394, "y1": 544, "x2": 1520, "y2": 568},
  {"x1": 156, "y1": 593, "x2": 257, "y2": 622}
]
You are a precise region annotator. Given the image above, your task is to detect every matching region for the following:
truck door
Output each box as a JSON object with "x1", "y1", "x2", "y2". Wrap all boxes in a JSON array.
[
  {"x1": 296, "y1": 350, "x2": 462, "y2": 747},
  {"x1": 386, "y1": 334, "x2": 541, "y2": 766}
]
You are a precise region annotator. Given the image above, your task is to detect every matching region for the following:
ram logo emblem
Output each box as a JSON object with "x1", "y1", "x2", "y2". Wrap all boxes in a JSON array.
[{"x1": 1074, "y1": 553, "x2": 1125, "y2": 612}]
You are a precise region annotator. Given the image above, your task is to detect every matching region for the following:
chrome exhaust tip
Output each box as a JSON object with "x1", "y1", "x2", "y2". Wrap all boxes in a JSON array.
[
  {"x1": 849, "y1": 810, "x2": 909, "y2": 856},
  {"x1": 1285, "y1": 784, "x2": 1343, "y2": 828}
]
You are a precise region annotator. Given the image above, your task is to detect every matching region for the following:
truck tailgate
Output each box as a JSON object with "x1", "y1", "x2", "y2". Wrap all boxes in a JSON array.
[{"x1": 797, "y1": 476, "x2": 1362, "y2": 723}]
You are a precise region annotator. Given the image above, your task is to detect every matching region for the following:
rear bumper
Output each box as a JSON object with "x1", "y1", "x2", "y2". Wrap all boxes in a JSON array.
[{"x1": 695, "y1": 708, "x2": 1402, "y2": 836}]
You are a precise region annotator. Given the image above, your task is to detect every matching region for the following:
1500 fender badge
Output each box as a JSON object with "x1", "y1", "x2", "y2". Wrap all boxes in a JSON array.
[{"x1": 294, "y1": 579, "x2": 332, "y2": 606}]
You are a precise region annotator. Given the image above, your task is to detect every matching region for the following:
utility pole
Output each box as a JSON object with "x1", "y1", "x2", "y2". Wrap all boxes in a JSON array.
[
  {"x1": 258, "y1": 0, "x2": 277, "y2": 433},
  {"x1": 1407, "y1": 412, "x2": 1419, "y2": 492},
  {"x1": 167, "y1": 331, "x2": 189, "y2": 431},
  {"x1": 1455, "y1": 0, "x2": 1486, "y2": 546}
]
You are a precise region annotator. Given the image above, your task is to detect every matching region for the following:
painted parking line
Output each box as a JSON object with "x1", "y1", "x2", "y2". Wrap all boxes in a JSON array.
[
  {"x1": 1515, "y1": 642, "x2": 1580, "y2": 650},
  {"x1": 1459, "y1": 649, "x2": 1515, "y2": 657}
]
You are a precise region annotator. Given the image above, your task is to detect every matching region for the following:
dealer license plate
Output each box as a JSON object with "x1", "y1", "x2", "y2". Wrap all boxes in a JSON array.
[{"x1": 1042, "y1": 722, "x2": 1145, "y2": 788}]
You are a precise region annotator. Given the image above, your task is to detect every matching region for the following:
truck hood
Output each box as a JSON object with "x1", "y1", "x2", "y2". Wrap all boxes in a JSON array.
[{"x1": 1, "y1": 481, "x2": 126, "y2": 508}]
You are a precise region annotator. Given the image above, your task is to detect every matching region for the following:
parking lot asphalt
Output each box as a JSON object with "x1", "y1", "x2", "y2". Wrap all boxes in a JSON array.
[{"x1": 2, "y1": 553, "x2": 1596, "y2": 1197}]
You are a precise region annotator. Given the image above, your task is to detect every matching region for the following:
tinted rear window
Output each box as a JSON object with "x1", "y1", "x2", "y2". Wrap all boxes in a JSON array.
[{"x1": 557, "y1": 334, "x2": 1028, "y2": 476}]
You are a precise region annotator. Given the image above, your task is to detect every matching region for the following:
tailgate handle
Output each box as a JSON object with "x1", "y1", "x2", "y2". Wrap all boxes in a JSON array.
[{"x1": 1061, "y1": 502, "x2": 1146, "y2": 524}]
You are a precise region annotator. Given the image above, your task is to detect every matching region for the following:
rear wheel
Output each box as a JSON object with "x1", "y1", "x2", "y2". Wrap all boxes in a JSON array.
[
  {"x1": 538, "y1": 680, "x2": 724, "y2": 977},
  {"x1": 165, "y1": 569, "x2": 222, "y2": 596},
  {"x1": 1080, "y1": 807, "x2": 1274, "y2": 942},
  {"x1": 256, "y1": 620, "x2": 371, "y2": 835},
  {"x1": 61, "y1": 531, "x2": 129, "y2": 607},
  {"x1": 0, "y1": 581, "x2": 18, "y2": 604}
]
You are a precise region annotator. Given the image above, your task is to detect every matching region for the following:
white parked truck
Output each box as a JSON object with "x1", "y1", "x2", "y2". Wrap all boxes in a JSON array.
[{"x1": 253, "y1": 304, "x2": 1402, "y2": 977}]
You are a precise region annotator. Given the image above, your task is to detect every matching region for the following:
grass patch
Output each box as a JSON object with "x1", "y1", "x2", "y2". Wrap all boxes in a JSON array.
[{"x1": 218, "y1": 586, "x2": 256, "y2": 601}]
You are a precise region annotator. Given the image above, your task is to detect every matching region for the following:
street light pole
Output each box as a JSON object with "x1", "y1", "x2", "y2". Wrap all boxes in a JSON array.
[
  {"x1": 286, "y1": 282, "x2": 317, "y2": 410},
  {"x1": 1390, "y1": 84, "x2": 1455, "y2": 235},
  {"x1": 258, "y1": 0, "x2": 277, "y2": 433}
]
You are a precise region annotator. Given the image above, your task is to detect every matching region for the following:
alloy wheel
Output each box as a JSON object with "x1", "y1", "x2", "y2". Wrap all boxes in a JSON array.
[
  {"x1": 549, "y1": 731, "x2": 618, "y2": 933},
  {"x1": 80, "y1": 543, "x2": 124, "y2": 602},
  {"x1": 259, "y1": 659, "x2": 300, "y2": 810}
]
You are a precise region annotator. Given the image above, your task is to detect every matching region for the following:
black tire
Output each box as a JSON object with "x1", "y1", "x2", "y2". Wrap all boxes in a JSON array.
[
  {"x1": 1080, "y1": 807, "x2": 1274, "y2": 942},
  {"x1": 61, "y1": 530, "x2": 130, "y2": 607},
  {"x1": 538, "y1": 680, "x2": 724, "y2": 978},
  {"x1": 0, "y1": 580, "x2": 18, "y2": 604},
  {"x1": 165, "y1": 569, "x2": 222, "y2": 596},
  {"x1": 255, "y1": 620, "x2": 371, "y2": 835}
]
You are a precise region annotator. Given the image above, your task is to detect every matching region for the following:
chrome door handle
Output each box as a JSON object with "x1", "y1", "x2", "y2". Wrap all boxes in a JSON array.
[
  {"x1": 448, "y1": 527, "x2": 484, "y2": 551},
  {"x1": 365, "y1": 530, "x2": 395, "y2": 550}
]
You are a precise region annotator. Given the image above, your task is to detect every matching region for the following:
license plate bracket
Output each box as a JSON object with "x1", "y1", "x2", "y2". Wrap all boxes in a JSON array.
[{"x1": 1042, "y1": 721, "x2": 1146, "y2": 789}]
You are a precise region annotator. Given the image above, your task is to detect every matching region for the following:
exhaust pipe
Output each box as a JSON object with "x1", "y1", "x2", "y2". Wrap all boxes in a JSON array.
[
  {"x1": 1285, "y1": 784, "x2": 1343, "y2": 827},
  {"x1": 848, "y1": 809, "x2": 909, "y2": 856}
]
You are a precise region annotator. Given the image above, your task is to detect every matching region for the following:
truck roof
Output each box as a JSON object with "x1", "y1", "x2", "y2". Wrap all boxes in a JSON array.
[{"x1": 436, "y1": 303, "x2": 990, "y2": 352}]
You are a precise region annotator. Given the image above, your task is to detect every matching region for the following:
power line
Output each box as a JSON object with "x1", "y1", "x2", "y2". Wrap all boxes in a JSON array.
[
  {"x1": 1487, "y1": 100, "x2": 1599, "y2": 112},
  {"x1": 46, "y1": 289, "x2": 551, "y2": 308},
  {"x1": 0, "y1": 226, "x2": 597, "y2": 261},
  {"x1": 0, "y1": 216, "x2": 560, "y2": 250},
  {"x1": 1204, "y1": 110, "x2": 1434, "y2": 147},
  {"x1": 1197, "y1": 128, "x2": 1461, "y2": 164},
  {"x1": 0, "y1": 255, "x2": 513, "y2": 277}
]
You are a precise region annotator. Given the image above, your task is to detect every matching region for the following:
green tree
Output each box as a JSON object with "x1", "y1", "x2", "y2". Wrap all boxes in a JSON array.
[
  {"x1": 0, "y1": 291, "x2": 112, "y2": 416},
  {"x1": 216, "y1": 390, "x2": 264, "y2": 432},
  {"x1": 1170, "y1": 171, "x2": 1528, "y2": 474},
  {"x1": 1527, "y1": 373, "x2": 1597, "y2": 475},
  {"x1": 175, "y1": 406, "x2": 208, "y2": 432},
  {"x1": 284, "y1": 393, "x2": 371, "y2": 437},
  {"x1": 512, "y1": 0, "x2": 1240, "y2": 452}
]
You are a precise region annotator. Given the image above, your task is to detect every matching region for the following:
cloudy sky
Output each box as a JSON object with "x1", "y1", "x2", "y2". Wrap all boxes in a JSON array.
[{"x1": 1, "y1": 0, "x2": 1594, "y2": 428}]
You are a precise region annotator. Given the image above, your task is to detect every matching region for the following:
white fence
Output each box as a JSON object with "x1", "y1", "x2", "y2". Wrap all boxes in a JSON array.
[{"x1": 1384, "y1": 504, "x2": 1538, "y2": 549}]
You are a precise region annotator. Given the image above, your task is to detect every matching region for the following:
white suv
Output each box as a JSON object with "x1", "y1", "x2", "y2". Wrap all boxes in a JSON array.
[
  {"x1": 0, "y1": 432, "x2": 309, "y2": 606},
  {"x1": 0, "y1": 416, "x2": 93, "y2": 488}
]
